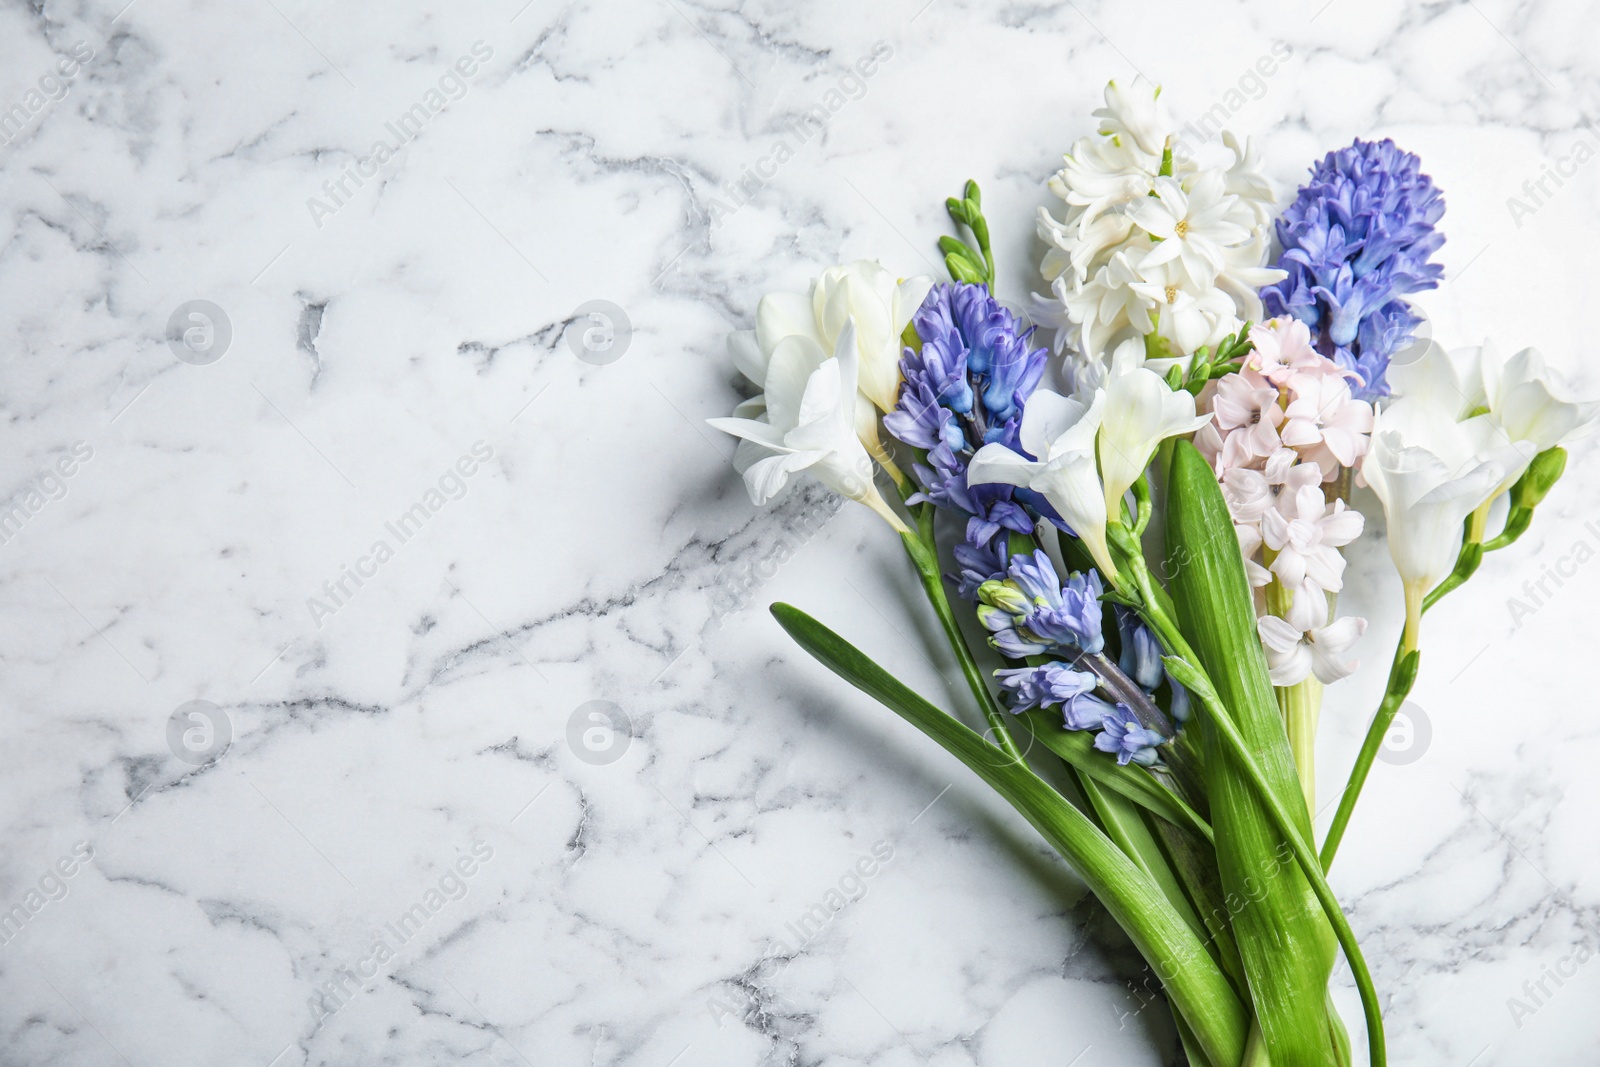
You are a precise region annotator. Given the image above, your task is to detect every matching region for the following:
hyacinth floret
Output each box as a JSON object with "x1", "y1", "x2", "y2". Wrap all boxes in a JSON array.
[{"x1": 1263, "y1": 138, "x2": 1445, "y2": 399}]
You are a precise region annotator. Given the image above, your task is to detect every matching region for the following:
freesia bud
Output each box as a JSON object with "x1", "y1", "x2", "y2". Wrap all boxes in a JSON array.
[{"x1": 1512, "y1": 446, "x2": 1566, "y2": 511}]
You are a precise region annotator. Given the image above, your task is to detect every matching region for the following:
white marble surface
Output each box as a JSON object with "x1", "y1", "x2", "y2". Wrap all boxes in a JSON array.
[{"x1": 2, "y1": 0, "x2": 1599, "y2": 1063}]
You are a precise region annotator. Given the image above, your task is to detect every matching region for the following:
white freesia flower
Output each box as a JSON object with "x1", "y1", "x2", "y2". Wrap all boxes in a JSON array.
[
  {"x1": 709, "y1": 322, "x2": 909, "y2": 533},
  {"x1": 1481, "y1": 345, "x2": 1600, "y2": 451},
  {"x1": 967, "y1": 389, "x2": 1116, "y2": 578},
  {"x1": 1361, "y1": 398, "x2": 1533, "y2": 639},
  {"x1": 1098, "y1": 368, "x2": 1213, "y2": 519},
  {"x1": 732, "y1": 259, "x2": 933, "y2": 418},
  {"x1": 1257, "y1": 581, "x2": 1367, "y2": 686},
  {"x1": 1390, "y1": 340, "x2": 1600, "y2": 458}
]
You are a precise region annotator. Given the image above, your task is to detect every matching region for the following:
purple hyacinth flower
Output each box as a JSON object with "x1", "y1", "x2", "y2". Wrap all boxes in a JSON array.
[
  {"x1": 1117, "y1": 611, "x2": 1165, "y2": 692},
  {"x1": 974, "y1": 552, "x2": 1105, "y2": 659},
  {"x1": 951, "y1": 534, "x2": 1009, "y2": 600},
  {"x1": 886, "y1": 282, "x2": 1049, "y2": 546},
  {"x1": 1008, "y1": 553, "x2": 1105, "y2": 655},
  {"x1": 994, "y1": 663, "x2": 1114, "y2": 731},
  {"x1": 1094, "y1": 704, "x2": 1167, "y2": 766},
  {"x1": 994, "y1": 662, "x2": 1095, "y2": 712},
  {"x1": 1262, "y1": 138, "x2": 1445, "y2": 400}
]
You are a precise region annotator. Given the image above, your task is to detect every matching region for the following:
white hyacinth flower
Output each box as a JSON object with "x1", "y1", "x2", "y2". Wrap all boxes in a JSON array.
[{"x1": 1034, "y1": 78, "x2": 1284, "y2": 379}]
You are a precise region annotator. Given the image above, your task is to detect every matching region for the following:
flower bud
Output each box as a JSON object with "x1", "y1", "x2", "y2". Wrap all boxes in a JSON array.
[
  {"x1": 977, "y1": 580, "x2": 1030, "y2": 617},
  {"x1": 1512, "y1": 447, "x2": 1566, "y2": 511}
]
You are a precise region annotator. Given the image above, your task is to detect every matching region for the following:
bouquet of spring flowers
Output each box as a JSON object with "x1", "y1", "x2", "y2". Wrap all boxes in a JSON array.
[{"x1": 708, "y1": 78, "x2": 1597, "y2": 1066}]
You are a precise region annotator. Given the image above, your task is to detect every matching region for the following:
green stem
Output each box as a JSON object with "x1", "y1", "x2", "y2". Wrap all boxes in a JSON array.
[
  {"x1": 900, "y1": 528, "x2": 1024, "y2": 764},
  {"x1": 1264, "y1": 576, "x2": 1319, "y2": 815},
  {"x1": 1482, "y1": 507, "x2": 1532, "y2": 551},
  {"x1": 1325, "y1": 451, "x2": 1563, "y2": 866},
  {"x1": 1323, "y1": 538, "x2": 1474, "y2": 872},
  {"x1": 1318, "y1": 640, "x2": 1419, "y2": 872},
  {"x1": 1131, "y1": 473, "x2": 1153, "y2": 536},
  {"x1": 1282, "y1": 677, "x2": 1322, "y2": 817}
]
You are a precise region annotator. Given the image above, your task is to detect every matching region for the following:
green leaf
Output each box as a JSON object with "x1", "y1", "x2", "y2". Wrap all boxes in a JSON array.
[
  {"x1": 770, "y1": 603, "x2": 1248, "y2": 1067},
  {"x1": 1165, "y1": 654, "x2": 1386, "y2": 1067},
  {"x1": 1016, "y1": 711, "x2": 1211, "y2": 842},
  {"x1": 1071, "y1": 775, "x2": 1243, "y2": 990},
  {"x1": 1175, "y1": 1012, "x2": 1219, "y2": 1067},
  {"x1": 1164, "y1": 441, "x2": 1343, "y2": 1064},
  {"x1": 1145, "y1": 813, "x2": 1246, "y2": 989}
]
